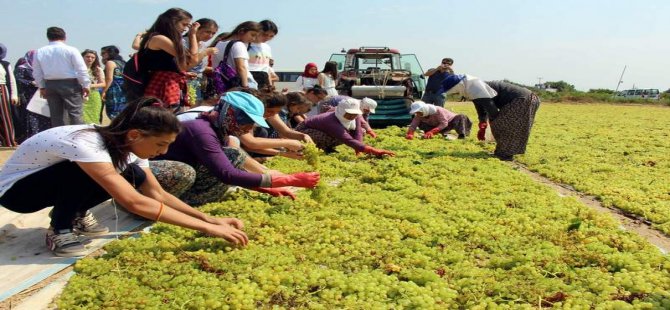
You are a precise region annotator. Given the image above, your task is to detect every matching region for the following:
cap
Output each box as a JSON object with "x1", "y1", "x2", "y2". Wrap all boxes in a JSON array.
[
  {"x1": 409, "y1": 101, "x2": 426, "y2": 114},
  {"x1": 222, "y1": 91, "x2": 269, "y2": 128},
  {"x1": 340, "y1": 98, "x2": 363, "y2": 115},
  {"x1": 360, "y1": 97, "x2": 377, "y2": 113}
]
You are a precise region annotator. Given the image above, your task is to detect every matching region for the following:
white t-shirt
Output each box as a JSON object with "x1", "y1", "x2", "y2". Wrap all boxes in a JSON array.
[
  {"x1": 248, "y1": 42, "x2": 272, "y2": 73},
  {"x1": 295, "y1": 76, "x2": 318, "y2": 91},
  {"x1": 212, "y1": 40, "x2": 257, "y2": 88},
  {"x1": 0, "y1": 125, "x2": 149, "y2": 197},
  {"x1": 176, "y1": 106, "x2": 215, "y2": 122}
]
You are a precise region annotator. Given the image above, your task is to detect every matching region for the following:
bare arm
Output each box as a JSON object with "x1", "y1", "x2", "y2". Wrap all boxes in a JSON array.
[
  {"x1": 77, "y1": 162, "x2": 248, "y2": 245},
  {"x1": 267, "y1": 114, "x2": 312, "y2": 142},
  {"x1": 147, "y1": 35, "x2": 189, "y2": 71},
  {"x1": 317, "y1": 73, "x2": 326, "y2": 87},
  {"x1": 131, "y1": 32, "x2": 145, "y2": 51},
  {"x1": 234, "y1": 58, "x2": 249, "y2": 87},
  {"x1": 101, "y1": 61, "x2": 116, "y2": 99},
  {"x1": 424, "y1": 67, "x2": 438, "y2": 77},
  {"x1": 90, "y1": 67, "x2": 106, "y2": 89},
  {"x1": 238, "y1": 130, "x2": 303, "y2": 151}
]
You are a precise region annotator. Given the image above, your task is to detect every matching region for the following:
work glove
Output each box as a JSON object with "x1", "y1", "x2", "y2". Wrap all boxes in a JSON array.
[
  {"x1": 362, "y1": 145, "x2": 396, "y2": 157},
  {"x1": 422, "y1": 128, "x2": 442, "y2": 139},
  {"x1": 270, "y1": 172, "x2": 320, "y2": 188},
  {"x1": 254, "y1": 187, "x2": 296, "y2": 200},
  {"x1": 405, "y1": 130, "x2": 414, "y2": 140},
  {"x1": 366, "y1": 129, "x2": 378, "y2": 138},
  {"x1": 477, "y1": 122, "x2": 488, "y2": 141}
]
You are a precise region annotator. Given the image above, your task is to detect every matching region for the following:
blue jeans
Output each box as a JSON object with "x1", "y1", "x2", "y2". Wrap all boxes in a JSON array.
[{"x1": 421, "y1": 91, "x2": 446, "y2": 107}]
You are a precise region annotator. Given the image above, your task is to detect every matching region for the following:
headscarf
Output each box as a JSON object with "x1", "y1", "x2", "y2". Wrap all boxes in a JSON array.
[
  {"x1": 302, "y1": 62, "x2": 319, "y2": 78},
  {"x1": 335, "y1": 98, "x2": 362, "y2": 130},
  {"x1": 16, "y1": 50, "x2": 36, "y2": 71},
  {"x1": 0, "y1": 44, "x2": 7, "y2": 60},
  {"x1": 360, "y1": 97, "x2": 377, "y2": 113},
  {"x1": 442, "y1": 74, "x2": 497, "y2": 100},
  {"x1": 409, "y1": 101, "x2": 437, "y2": 116},
  {"x1": 201, "y1": 91, "x2": 268, "y2": 137}
]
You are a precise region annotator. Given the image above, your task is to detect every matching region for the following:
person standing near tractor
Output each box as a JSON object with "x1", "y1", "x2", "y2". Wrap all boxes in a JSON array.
[{"x1": 421, "y1": 57, "x2": 454, "y2": 107}]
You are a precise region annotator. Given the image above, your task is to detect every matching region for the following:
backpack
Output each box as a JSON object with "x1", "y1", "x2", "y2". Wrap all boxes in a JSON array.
[
  {"x1": 122, "y1": 51, "x2": 147, "y2": 101},
  {"x1": 211, "y1": 40, "x2": 243, "y2": 95}
]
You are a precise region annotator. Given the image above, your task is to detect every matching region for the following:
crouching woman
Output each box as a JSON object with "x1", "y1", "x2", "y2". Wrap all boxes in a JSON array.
[
  {"x1": 0, "y1": 97, "x2": 248, "y2": 257},
  {"x1": 295, "y1": 98, "x2": 395, "y2": 157}
]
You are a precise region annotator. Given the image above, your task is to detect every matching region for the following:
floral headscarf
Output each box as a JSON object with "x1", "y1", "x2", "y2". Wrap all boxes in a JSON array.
[{"x1": 16, "y1": 50, "x2": 36, "y2": 71}]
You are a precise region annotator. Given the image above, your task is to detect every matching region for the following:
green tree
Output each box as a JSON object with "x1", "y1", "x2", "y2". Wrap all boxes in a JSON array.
[{"x1": 545, "y1": 81, "x2": 576, "y2": 92}]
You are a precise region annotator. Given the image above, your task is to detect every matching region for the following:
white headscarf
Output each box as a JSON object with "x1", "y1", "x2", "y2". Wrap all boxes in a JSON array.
[
  {"x1": 335, "y1": 98, "x2": 362, "y2": 130},
  {"x1": 409, "y1": 101, "x2": 437, "y2": 116},
  {"x1": 444, "y1": 74, "x2": 498, "y2": 100}
]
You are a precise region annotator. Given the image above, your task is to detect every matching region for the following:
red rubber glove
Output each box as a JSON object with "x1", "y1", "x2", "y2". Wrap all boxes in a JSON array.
[
  {"x1": 477, "y1": 122, "x2": 488, "y2": 141},
  {"x1": 405, "y1": 130, "x2": 414, "y2": 140},
  {"x1": 422, "y1": 128, "x2": 442, "y2": 139},
  {"x1": 254, "y1": 187, "x2": 296, "y2": 200},
  {"x1": 362, "y1": 145, "x2": 396, "y2": 157},
  {"x1": 366, "y1": 129, "x2": 378, "y2": 138},
  {"x1": 270, "y1": 172, "x2": 320, "y2": 188}
]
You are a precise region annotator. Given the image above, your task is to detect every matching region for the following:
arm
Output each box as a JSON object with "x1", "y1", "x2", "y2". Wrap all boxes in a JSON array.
[
  {"x1": 7, "y1": 64, "x2": 18, "y2": 102},
  {"x1": 77, "y1": 162, "x2": 248, "y2": 245},
  {"x1": 238, "y1": 130, "x2": 303, "y2": 151},
  {"x1": 101, "y1": 61, "x2": 116, "y2": 99},
  {"x1": 71, "y1": 49, "x2": 91, "y2": 89},
  {"x1": 267, "y1": 114, "x2": 312, "y2": 142},
  {"x1": 472, "y1": 98, "x2": 499, "y2": 121},
  {"x1": 317, "y1": 73, "x2": 325, "y2": 87},
  {"x1": 234, "y1": 58, "x2": 249, "y2": 88},
  {"x1": 184, "y1": 22, "x2": 200, "y2": 69},
  {"x1": 424, "y1": 67, "x2": 438, "y2": 77},
  {"x1": 131, "y1": 32, "x2": 145, "y2": 51},
  {"x1": 90, "y1": 67, "x2": 106, "y2": 89},
  {"x1": 32, "y1": 55, "x2": 45, "y2": 89}
]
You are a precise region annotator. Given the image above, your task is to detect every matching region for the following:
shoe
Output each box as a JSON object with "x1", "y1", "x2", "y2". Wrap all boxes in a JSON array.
[
  {"x1": 46, "y1": 229, "x2": 87, "y2": 257},
  {"x1": 73, "y1": 211, "x2": 109, "y2": 236},
  {"x1": 494, "y1": 152, "x2": 514, "y2": 161}
]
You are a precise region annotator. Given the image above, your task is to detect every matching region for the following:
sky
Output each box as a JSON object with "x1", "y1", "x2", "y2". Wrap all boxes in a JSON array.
[{"x1": 1, "y1": 0, "x2": 668, "y2": 91}]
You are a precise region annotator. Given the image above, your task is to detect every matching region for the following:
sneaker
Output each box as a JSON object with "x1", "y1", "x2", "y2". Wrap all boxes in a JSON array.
[
  {"x1": 46, "y1": 229, "x2": 87, "y2": 257},
  {"x1": 494, "y1": 152, "x2": 514, "y2": 161},
  {"x1": 73, "y1": 211, "x2": 109, "y2": 236}
]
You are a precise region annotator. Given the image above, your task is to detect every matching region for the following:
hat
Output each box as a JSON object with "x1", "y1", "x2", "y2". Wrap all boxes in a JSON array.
[
  {"x1": 360, "y1": 97, "x2": 377, "y2": 113},
  {"x1": 339, "y1": 98, "x2": 363, "y2": 115},
  {"x1": 222, "y1": 91, "x2": 269, "y2": 128},
  {"x1": 409, "y1": 101, "x2": 426, "y2": 114}
]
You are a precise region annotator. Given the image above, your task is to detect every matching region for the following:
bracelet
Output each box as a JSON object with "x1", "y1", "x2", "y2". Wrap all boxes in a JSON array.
[{"x1": 155, "y1": 202, "x2": 165, "y2": 221}]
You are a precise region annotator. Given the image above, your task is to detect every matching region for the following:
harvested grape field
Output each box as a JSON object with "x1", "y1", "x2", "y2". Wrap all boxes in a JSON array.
[{"x1": 53, "y1": 103, "x2": 670, "y2": 309}]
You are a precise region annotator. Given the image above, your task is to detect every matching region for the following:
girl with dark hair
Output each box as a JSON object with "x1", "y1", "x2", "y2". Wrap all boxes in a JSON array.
[
  {"x1": 135, "y1": 8, "x2": 199, "y2": 110},
  {"x1": 81, "y1": 50, "x2": 105, "y2": 124},
  {"x1": 248, "y1": 20, "x2": 278, "y2": 90},
  {"x1": 14, "y1": 50, "x2": 51, "y2": 140},
  {"x1": 100, "y1": 45, "x2": 127, "y2": 120},
  {"x1": 266, "y1": 92, "x2": 314, "y2": 137},
  {"x1": 295, "y1": 62, "x2": 319, "y2": 91},
  {"x1": 184, "y1": 18, "x2": 219, "y2": 105},
  {"x1": 153, "y1": 91, "x2": 320, "y2": 205},
  {"x1": 0, "y1": 97, "x2": 249, "y2": 257},
  {"x1": 318, "y1": 61, "x2": 338, "y2": 96},
  {"x1": 212, "y1": 21, "x2": 262, "y2": 91}
]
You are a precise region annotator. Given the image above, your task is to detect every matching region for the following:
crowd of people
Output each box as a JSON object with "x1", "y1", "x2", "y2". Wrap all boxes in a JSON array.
[{"x1": 0, "y1": 7, "x2": 540, "y2": 257}]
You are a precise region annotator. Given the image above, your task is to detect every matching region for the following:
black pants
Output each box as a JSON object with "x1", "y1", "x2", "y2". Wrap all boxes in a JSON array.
[{"x1": 0, "y1": 161, "x2": 146, "y2": 231}]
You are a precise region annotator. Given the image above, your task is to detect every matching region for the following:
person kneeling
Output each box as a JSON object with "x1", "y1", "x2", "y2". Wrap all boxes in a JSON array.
[
  {"x1": 405, "y1": 101, "x2": 472, "y2": 140},
  {"x1": 0, "y1": 97, "x2": 248, "y2": 257}
]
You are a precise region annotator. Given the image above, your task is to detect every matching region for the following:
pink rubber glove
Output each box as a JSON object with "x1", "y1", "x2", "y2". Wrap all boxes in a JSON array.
[
  {"x1": 367, "y1": 129, "x2": 378, "y2": 138},
  {"x1": 405, "y1": 130, "x2": 414, "y2": 140},
  {"x1": 422, "y1": 128, "x2": 441, "y2": 139},
  {"x1": 362, "y1": 145, "x2": 396, "y2": 157},
  {"x1": 270, "y1": 172, "x2": 320, "y2": 188}
]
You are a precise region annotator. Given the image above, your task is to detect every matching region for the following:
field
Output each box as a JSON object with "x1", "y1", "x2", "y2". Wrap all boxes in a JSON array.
[{"x1": 56, "y1": 103, "x2": 670, "y2": 309}]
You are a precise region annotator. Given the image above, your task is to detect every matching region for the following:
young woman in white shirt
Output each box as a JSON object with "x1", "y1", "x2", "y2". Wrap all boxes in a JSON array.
[
  {"x1": 295, "y1": 63, "x2": 319, "y2": 91},
  {"x1": 318, "y1": 61, "x2": 338, "y2": 96},
  {"x1": 0, "y1": 97, "x2": 248, "y2": 257},
  {"x1": 248, "y1": 20, "x2": 278, "y2": 91},
  {"x1": 212, "y1": 21, "x2": 262, "y2": 90}
]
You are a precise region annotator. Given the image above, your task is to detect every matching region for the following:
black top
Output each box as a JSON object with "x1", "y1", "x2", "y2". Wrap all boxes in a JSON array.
[
  {"x1": 486, "y1": 81, "x2": 532, "y2": 108},
  {"x1": 140, "y1": 48, "x2": 180, "y2": 73},
  {"x1": 425, "y1": 70, "x2": 449, "y2": 93}
]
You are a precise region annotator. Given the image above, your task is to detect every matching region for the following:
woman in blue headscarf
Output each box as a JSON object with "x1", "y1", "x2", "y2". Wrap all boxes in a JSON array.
[
  {"x1": 152, "y1": 91, "x2": 320, "y2": 205},
  {"x1": 441, "y1": 74, "x2": 540, "y2": 161}
]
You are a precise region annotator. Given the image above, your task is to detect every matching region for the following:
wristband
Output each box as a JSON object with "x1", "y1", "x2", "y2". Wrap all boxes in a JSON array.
[{"x1": 155, "y1": 202, "x2": 165, "y2": 221}]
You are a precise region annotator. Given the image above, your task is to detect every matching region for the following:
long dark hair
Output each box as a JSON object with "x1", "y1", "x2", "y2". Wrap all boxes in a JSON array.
[
  {"x1": 259, "y1": 20, "x2": 278, "y2": 35},
  {"x1": 101, "y1": 45, "x2": 123, "y2": 61},
  {"x1": 260, "y1": 92, "x2": 288, "y2": 109},
  {"x1": 94, "y1": 97, "x2": 181, "y2": 170},
  {"x1": 216, "y1": 21, "x2": 261, "y2": 42},
  {"x1": 286, "y1": 92, "x2": 310, "y2": 108},
  {"x1": 322, "y1": 61, "x2": 338, "y2": 80},
  {"x1": 81, "y1": 49, "x2": 102, "y2": 81},
  {"x1": 140, "y1": 7, "x2": 192, "y2": 67}
]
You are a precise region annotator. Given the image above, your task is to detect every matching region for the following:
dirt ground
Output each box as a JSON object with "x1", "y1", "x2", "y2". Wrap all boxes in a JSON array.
[{"x1": 0, "y1": 148, "x2": 13, "y2": 166}]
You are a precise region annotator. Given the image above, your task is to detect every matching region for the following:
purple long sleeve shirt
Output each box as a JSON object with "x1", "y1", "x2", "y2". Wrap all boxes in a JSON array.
[
  {"x1": 157, "y1": 119, "x2": 263, "y2": 188},
  {"x1": 408, "y1": 106, "x2": 458, "y2": 132},
  {"x1": 303, "y1": 112, "x2": 366, "y2": 151}
]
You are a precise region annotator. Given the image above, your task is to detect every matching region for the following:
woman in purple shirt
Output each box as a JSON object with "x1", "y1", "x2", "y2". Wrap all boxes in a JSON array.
[
  {"x1": 153, "y1": 91, "x2": 319, "y2": 205},
  {"x1": 405, "y1": 101, "x2": 472, "y2": 140},
  {"x1": 296, "y1": 97, "x2": 395, "y2": 157}
]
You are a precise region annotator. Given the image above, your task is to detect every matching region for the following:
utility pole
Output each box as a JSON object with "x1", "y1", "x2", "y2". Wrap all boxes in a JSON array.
[{"x1": 614, "y1": 65, "x2": 626, "y2": 94}]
